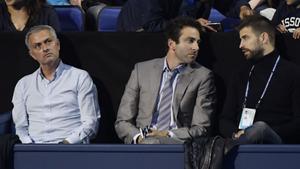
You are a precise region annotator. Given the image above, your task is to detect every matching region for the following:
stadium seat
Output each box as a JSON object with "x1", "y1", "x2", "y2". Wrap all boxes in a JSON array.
[
  {"x1": 97, "y1": 6, "x2": 122, "y2": 32},
  {"x1": 53, "y1": 5, "x2": 85, "y2": 31},
  {"x1": 86, "y1": 3, "x2": 107, "y2": 30}
]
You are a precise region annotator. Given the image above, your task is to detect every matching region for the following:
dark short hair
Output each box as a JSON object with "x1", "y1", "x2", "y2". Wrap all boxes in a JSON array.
[
  {"x1": 237, "y1": 14, "x2": 275, "y2": 45},
  {"x1": 165, "y1": 16, "x2": 202, "y2": 44}
]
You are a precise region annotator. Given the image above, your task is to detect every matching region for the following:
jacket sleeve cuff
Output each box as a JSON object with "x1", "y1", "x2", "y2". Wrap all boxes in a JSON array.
[
  {"x1": 168, "y1": 131, "x2": 175, "y2": 138},
  {"x1": 132, "y1": 132, "x2": 143, "y2": 144}
]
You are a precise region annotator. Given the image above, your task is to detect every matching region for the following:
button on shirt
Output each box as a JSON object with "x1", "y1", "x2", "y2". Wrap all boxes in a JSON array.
[{"x1": 12, "y1": 61, "x2": 101, "y2": 144}]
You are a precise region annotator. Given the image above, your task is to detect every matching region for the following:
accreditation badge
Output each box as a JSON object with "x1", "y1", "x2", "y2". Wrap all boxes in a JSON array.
[{"x1": 238, "y1": 108, "x2": 256, "y2": 129}]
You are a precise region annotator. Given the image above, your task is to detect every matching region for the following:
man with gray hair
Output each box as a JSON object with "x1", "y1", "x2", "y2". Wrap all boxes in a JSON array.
[{"x1": 12, "y1": 25, "x2": 100, "y2": 144}]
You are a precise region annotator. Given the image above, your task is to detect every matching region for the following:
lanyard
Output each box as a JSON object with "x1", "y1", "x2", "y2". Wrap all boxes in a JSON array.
[{"x1": 242, "y1": 56, "x2": 280, "y2": 109}]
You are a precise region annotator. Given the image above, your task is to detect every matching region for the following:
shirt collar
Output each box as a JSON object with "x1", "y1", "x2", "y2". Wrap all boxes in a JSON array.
[
  {"x1": 163, "y1": 57, "x2": 186, "y2": 74},
  {"x1": 38, "y1": 60, "x2": 65, "y2": 81}
]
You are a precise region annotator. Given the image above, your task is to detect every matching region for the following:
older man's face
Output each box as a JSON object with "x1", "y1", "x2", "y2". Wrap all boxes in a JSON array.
[{"x1": 28, "y1": 30, "x2": 60, "y2": 66}]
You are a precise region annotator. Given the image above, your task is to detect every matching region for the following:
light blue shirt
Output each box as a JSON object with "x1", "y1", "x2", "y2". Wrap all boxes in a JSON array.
[
  {"x1": 12, "y1": 61, "x2": 100, "y2": 144},
  {"x1": 47, "y1": 0, "x2": 70, "y2": 5}
]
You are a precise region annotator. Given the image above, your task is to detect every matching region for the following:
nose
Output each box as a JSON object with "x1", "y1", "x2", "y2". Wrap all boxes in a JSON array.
[
  {"x1": 192, "y1": 41, "x2": 199, "y2": 51},
  {"x1": 41, "y1": 43, "x2": 49, "y2": 52},
  {"x1": 239, "y1": 40, "x2": 244, "y2": 49}
]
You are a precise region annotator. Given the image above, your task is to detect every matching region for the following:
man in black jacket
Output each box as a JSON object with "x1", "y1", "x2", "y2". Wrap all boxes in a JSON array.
[
  {"x1": 219, "y1": 15, "x2": 300, "y2": 144},
  {"x1": 116, "y1": 0, "x2": 214, "y2": 32}
]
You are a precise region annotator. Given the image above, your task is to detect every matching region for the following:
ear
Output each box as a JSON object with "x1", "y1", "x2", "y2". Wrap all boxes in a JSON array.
[
  {"x1": 168, "y1": 39, "x2": 176, "y2": 51},
  {"x1": 260, "y1": 32, "x2": 269, "y2": 44},
  {"x1": 56, "y1": 39, "x2": 61, "y2": 50},
  {"x1": 28, "y1": 49, "x2": 36, "y2": 60}
]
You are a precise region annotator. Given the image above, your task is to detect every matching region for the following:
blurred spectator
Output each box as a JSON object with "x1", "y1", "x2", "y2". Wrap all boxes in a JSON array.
[
  {"x1": 46, "y1": 0, "x2": 121, "y2": 11},
  {"x1": 214, "y1": 0, "x2": 280, "y2": 20},
  {"x1": 0, "y1": 0, "x2": 61, "y2": 32},
  {"x1": 47, "y1": 0, "x2": 76, "y2": 6},
  {"x1": 117, "y1": 0, "x2": 216, "y2": 32},
  {"x1": 272, "y1": 0, "x2": 300, "y2": 39},
  {"x1": 97, "y1": 0, "x2": 126, "y2": 5}
]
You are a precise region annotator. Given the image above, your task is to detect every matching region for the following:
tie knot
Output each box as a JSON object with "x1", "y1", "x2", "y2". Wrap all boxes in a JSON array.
[{"x1": 166, "y1": 69, "x2": 179, "y2": 79}]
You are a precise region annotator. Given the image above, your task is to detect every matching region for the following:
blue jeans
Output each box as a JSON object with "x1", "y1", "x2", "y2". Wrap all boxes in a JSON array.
[{"x1": 238, "y1": 121, "x2": 282, "y2": 144}]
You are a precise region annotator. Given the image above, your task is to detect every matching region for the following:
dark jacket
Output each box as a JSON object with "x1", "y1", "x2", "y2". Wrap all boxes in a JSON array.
[
  {"x1": 0, "y1": 3, "x2": 61, "y2": 32},
  {"x1": 0, "y1": 134, "x2": 20, "y2": 169},
  {"x1": 117, "y1": 0, "x2": 211, "y2": 32},
  {"x1": 214, "y1": 0, "x2": 281, "y2": 18},
  {"x1": 219, "y1": 50, "x2": 300, "y2": 143}
]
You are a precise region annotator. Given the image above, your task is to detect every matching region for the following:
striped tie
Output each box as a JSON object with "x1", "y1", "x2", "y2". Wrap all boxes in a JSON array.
[{"x1": 156, "y1": 70, "x2": 177, "y2": 130}]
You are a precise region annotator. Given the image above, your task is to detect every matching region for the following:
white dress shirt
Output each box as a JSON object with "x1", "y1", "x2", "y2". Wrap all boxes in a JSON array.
[{"x1": 12, "y1": 61, "x2": 100, "y2": 144}]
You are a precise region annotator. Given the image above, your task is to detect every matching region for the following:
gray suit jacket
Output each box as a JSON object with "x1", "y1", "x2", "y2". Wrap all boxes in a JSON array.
[{"x1": 115, "y1": 58, "x2": 216, "y2": 144}]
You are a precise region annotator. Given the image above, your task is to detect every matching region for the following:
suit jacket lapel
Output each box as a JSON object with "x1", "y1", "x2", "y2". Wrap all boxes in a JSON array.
[
  {"x1": 147, "y1": 58, "x2": 164, "y2": 121},
  {"x1": 173, "y1": 64, "x2": 195, "y2": 119}
]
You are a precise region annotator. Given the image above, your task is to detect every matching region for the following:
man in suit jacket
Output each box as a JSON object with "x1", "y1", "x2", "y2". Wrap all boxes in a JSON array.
[{"x1": 115, "y1": 17, "x2": 216, "y2": 144}]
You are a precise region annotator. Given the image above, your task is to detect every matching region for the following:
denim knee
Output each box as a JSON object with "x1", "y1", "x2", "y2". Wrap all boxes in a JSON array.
[
  {"x1": 243, "y1": 121, "x2": 269, "y2": 141},
  {"x1": 252, "y1": 121, "x2": 269, "y2": 131}
]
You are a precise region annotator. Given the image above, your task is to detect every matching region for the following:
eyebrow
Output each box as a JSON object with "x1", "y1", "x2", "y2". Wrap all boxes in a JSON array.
[
  {"x1": 186, "y1": 36, "x2": 200, "y2": 41},
  {"x1": 240, "y1": 34, "x2": 248, "y2": 39},
  {"x1": 32, "y1": 37, "x2": 52, "y2": 46}
]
